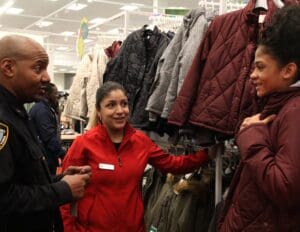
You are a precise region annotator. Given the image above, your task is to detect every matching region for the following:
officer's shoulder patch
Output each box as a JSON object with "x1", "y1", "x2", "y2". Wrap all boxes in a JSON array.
[{"x1": 0, "y1": 122, "x2": 9, "y2": 150}]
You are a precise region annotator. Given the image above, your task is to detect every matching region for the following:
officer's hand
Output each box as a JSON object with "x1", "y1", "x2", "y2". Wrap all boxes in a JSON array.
[
  {"x1": 62, "y1": 174, "x2": 90, "y2": 200},
  {"x1": 63, "y1": 165, "x2": 91, "y2": 176}
]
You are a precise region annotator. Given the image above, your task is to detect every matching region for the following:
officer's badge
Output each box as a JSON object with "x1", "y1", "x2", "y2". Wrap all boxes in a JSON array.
[{"x1": 0, "y1": 123, "x2": 9, "y2": 150}]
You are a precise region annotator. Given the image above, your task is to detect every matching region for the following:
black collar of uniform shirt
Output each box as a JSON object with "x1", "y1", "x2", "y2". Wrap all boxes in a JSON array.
[{"x1": 0, "y1": 84, "x2": 29, "y2": 120}]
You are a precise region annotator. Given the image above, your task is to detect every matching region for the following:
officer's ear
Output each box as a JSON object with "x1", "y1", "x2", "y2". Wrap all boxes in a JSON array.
[{"x1": 0, "y1": 58, "x2": 16, "y2": 78}]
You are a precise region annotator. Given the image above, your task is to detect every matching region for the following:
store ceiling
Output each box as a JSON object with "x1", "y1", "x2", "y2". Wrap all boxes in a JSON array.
[{"x1": 0, "y1": 0, "x2": 199, "y2": 73}]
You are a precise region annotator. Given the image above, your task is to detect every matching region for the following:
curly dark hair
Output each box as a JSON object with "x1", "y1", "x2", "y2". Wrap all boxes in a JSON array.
[{"x1": 260, "y1": 5, "x2": 300, "y2": 79}]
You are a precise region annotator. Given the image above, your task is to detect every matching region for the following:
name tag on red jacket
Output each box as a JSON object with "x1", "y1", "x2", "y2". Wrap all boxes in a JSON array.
[{"x1": 99, "y1": 163, "x2": 115, "y2": 170}]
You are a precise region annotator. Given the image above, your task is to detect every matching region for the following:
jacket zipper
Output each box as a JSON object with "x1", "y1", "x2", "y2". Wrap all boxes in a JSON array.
[{"x1": 117, "y1": 154, "x2": 122, "y2": 167}]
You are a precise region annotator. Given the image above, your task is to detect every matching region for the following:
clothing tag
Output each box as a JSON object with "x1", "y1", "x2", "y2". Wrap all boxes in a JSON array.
[
  {"x1": 99, "y1": 163, "x2": 115, "y2": 170},
  {"x1": 259, "y1": 14, "x2": 266, "y2": 23}
]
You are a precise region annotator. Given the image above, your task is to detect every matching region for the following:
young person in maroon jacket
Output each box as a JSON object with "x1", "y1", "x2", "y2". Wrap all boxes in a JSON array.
[
  {"x1": 60, "y1": 81, "x2": 213, "y2": 232},
  {"x1": 218, "y1": 5, "x2": 300, "y2": 231}
]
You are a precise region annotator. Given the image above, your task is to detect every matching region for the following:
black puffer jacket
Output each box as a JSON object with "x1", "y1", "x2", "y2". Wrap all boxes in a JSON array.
[{"x1": 104, "y1": 25, "x2": 170, "y2": 128}]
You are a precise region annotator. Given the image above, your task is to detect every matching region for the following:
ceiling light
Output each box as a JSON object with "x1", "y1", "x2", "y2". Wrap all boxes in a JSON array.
[
  {"x1": 56, "y1": 46, "x2": 70, "y2": 51},
  {"x1": 0, "y1": 24, "x2": 2, "y2": 28},
  {"x1": 35, "y1": 21, "x2": 53, "y2": 28},
  {"x1": 0, "y1": 0, "x2": 14, "y2": 15},
  {"x1": 106, "y1": 28, "x2": 122, "y2": 35},
  {"x1": 89, "y1": 17, "x2": 105, "y2": 24},
  {"x1": 5, "y1": 7, "x2": 23, "y2": 15},
  {"x1": 84, "y1": 39, "x2": 93, "y2": 43},
  {"x1": 120, "y1": 4, "x2": 139, "y2": 11},
  {"x1": 60, "y1": 31, "x2": 75, "y2": 36},
  {"x1": 67, "y1": 3, "x2": 87, "y2": 11}
]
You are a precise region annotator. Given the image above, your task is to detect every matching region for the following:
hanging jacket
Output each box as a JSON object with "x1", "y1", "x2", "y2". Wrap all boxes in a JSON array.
[
  {"x1": 61, "y1": 123, "x2": 209, "y2": 232},
  {"x1": 168, "y1": 0, "x2": 285, "y2": 135},
  {"x1": 146, "y1": 8, "x2": 209, "y2": 120},
  {"x1": 103, "y1": 26, "x2": 170, "y2": 128},
  {"x1": 86, "y1": 49, "x2": 109, "y2": 118},
  {"x1": 104, "y1": 40, "x2": 122, "y2": 59},
  {"x1": 63, "y1": 54, "x2": 92, "y2": 118},
  {"x1": 218, "y1": 88, "x2": 300, "y2": 231}
]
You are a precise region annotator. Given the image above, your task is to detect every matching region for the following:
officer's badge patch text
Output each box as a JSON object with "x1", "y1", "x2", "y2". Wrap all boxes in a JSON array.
[{"x1": 0, "y1": 123, "x2": 9, "y2": 150}]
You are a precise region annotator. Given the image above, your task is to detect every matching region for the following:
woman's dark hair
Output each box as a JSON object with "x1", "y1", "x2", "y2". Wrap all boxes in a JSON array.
[
  {"x1": 260, "y1": 5, "x2": 300, "y2": 78},
  {"x1": 95, "y1": 81, "x2": 128, "y2": 109}
]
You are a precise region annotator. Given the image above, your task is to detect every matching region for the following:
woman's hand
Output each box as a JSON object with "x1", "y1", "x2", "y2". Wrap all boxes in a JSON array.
[
  {"x1": 207, "y1": 143, "x2": 224, "y2": 160},
  {"x1": 239, "y1": 113, "x2": 276, "y2": 131}
]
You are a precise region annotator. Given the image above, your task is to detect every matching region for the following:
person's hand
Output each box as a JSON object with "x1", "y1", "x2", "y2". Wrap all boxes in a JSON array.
[
  {"x1": 207, "y1": 143, "x2": 224, "y2": 160},
  {"x1": 239, "y1": 113, "x2": 276, "y2": 131},
  {"x1": 62, "y1": 174, "x2": 90, "y2": 200},
  {"x1": 63, "y1": 165, "x2": 91, "y2": 176}
]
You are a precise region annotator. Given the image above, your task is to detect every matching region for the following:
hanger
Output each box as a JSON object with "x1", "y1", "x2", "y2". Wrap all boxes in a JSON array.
[
  {"x1": 255, "y1": 0, "x2": 268, "y2": 10},
  {"x1": 272, "y1": 0, "x2": 284, "y2": 8},
  {"x1": 255, "y1": 0, "x2": 284, "y2": 10},
  {"x1": 145, "y1": 24, "x2": 155, "y2": 31}
]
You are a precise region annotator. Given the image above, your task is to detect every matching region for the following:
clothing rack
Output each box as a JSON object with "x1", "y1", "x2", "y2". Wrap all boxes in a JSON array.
[
  {"x1": 146, "y1": 130, "x2": 237, "y2": 206},
  {"x1": 89, "y1": 10, "x2": 183, "y2": 39}
]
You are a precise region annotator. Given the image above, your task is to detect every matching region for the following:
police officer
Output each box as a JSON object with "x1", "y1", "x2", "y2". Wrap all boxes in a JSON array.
[{"x1": 0, "y1": 35, "x2": 91, "y2": 232}]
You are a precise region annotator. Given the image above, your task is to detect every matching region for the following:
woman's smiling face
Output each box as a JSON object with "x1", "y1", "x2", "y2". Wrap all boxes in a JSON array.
[{"x1": 250, "y1": 45, "x2": 295, "y2": 97}]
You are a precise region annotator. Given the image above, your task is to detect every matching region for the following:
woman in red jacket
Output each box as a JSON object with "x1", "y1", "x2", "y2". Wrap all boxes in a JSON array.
[
  {"x1": 218, "y1": 5, "x2": 300, "y2": 231},
  {"x1": 61, "y1": 81, "x2": 212, "y2": 232}
]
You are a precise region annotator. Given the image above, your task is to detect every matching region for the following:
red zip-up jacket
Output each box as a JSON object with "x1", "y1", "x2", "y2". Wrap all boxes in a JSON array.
[{"x1": 61, "y1": 123, "x2": 208, "y2": 232}]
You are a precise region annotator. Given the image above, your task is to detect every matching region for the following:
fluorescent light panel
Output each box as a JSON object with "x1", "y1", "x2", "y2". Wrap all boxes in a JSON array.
[
  {"x1": 89, "y1": 17, "x2": 105, "y2": 24},
  {"x1": 120, "y1": 5, "x2": 138, "y2": 11},
  {"x1": 0, "y1": 0, "x2": 14, "y2": 15},
  {"x1": 36, "y1": 21, "x2": 53, "y2": 28},
  {"x1": 66, "y1": 3, "x2": 87, "y2": 11},
  {"x1": 60, "y1": 31, "x2": 74, "y2": 36},
  {"x1": 84, "y1": 39, "x2": 93, "y2": 43},
  {"x1": 106, "y1": 28, "x2": 121, "y2": 34},
  {"x1": 56, "y1": 46, "x2": 70, "y2": 51},
  {"x1": 5, "y1": 7, "x2": 23, "y2": 15}
]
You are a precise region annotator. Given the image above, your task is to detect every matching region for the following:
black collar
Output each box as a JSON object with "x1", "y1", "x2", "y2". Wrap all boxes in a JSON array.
[{"x1": 0, "y1": 85, "x2": 29, "y2": 119}]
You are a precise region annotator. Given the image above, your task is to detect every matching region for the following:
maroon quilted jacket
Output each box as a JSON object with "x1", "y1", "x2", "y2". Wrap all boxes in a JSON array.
[
  {"x1": 218, "y1": 88, "x2": 300, "y2": 231},
  {"x1": 168, "y1": 0, "x2": 282, "y2": 135}
]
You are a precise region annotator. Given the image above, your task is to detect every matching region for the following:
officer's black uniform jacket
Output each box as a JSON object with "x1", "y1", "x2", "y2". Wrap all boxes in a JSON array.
[{"x1": 0, "y1": 85, "x2": 72, "y2": 232}]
